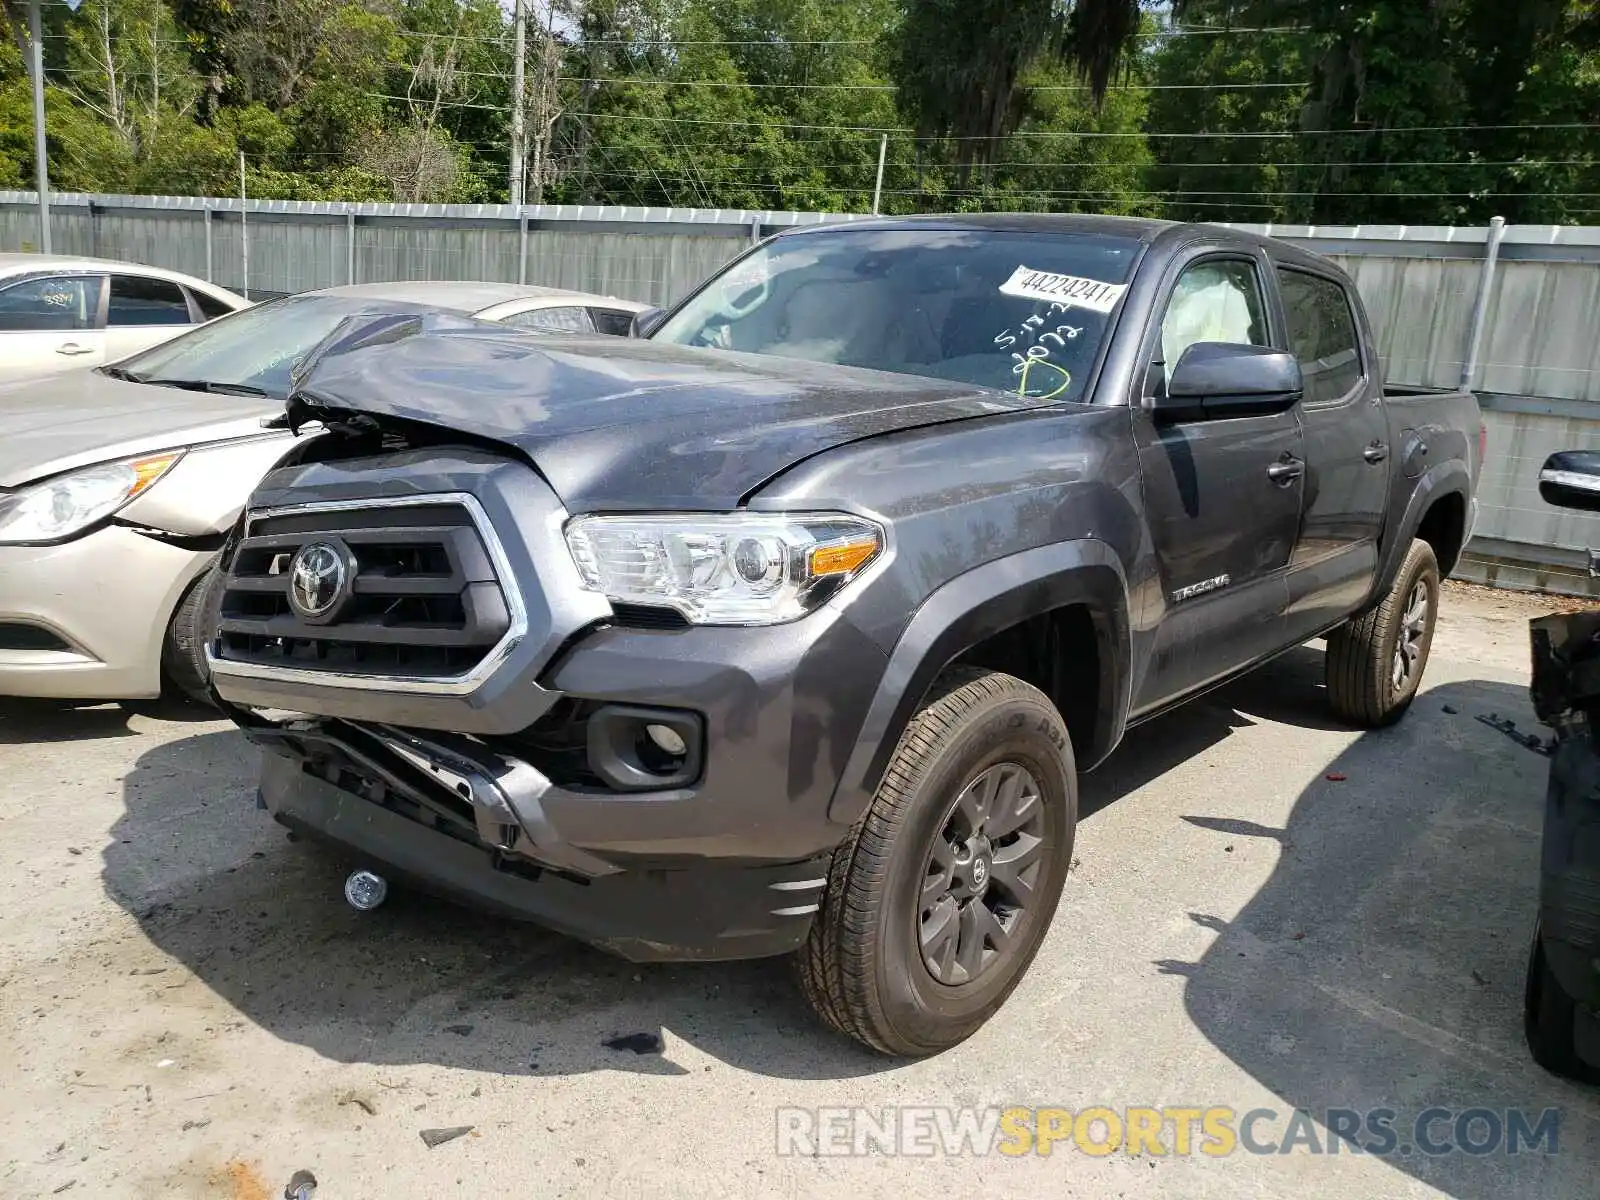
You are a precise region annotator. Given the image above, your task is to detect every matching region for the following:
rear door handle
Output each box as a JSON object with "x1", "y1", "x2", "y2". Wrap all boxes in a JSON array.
[
  {"x1": 1363, "y1": 441, "x2": 1389, "y2": 463},
  {"x1": 1267, "y1": 457, "x2": 1305, "y2": 485},
  {"x1": 55, "y1": 342, "x2": 94, "y2": 356}
]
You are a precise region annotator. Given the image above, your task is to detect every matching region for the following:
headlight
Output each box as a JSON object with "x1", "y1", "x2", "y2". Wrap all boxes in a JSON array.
[
  {"x1": 566, "y1": 512, "x2": 883, "y2": 625},
  {"x1": 0, "y1": 451, "x2": 182, "y2": 545}
]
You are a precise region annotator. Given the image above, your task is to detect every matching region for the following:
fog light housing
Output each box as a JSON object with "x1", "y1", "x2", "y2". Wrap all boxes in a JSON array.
[{"x1": 586, "y1": 705, "x2": 703, "y2": 791}]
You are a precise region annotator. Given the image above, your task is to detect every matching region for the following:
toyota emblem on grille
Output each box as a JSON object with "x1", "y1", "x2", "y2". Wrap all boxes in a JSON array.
[{"x1": 287, "y1": 539, "x2": 354, "y2": 622}]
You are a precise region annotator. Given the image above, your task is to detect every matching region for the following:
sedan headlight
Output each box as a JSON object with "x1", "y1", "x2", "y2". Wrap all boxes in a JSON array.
[
  {"x1": 566, "y1": 512, "x2": 883, "y2": 625},
  {"x1": 0, "y1": 451, "x2": 182, "y2": 545}
]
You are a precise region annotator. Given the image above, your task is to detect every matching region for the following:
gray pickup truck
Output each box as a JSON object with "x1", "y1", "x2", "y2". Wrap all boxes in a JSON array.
[{"x1": 205, "y1": 215, "x2": 1484, "y2": 1056}]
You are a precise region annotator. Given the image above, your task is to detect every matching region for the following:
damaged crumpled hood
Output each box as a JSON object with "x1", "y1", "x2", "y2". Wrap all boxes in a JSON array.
[{"x1": 283, "y1": 311, "x2": 1049, "y2": 510}]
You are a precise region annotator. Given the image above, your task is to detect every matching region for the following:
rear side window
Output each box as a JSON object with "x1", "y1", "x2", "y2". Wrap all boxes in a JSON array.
[
  {"x1": 503, "y1": 305, "x2": 595, "y2": 334},
  {"x1": 109, "y1": 275, "x2": 193, "y2": 326},
  {"x1": 1277, "y1": 268, "x2": 1363, "y2": 404},
  {"x1": 0, "y1": 275, "x2": 98, "y2": 331},
  {"x1": 590, "y1": 307, "x2": 636, "y2": 337},
  {"x1": 188, "y1": 288, "x2": 235, "y2": 321}
]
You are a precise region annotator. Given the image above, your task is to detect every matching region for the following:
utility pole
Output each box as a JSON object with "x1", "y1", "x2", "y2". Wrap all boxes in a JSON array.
[
  {"x1": 872, "y1": 134, "x2": 887, "y2": 216},
  {"x1": 508, "y1": 0, "x2": 526, "y2": 207},
  {"x1": 238, "y1": 150, "x2": 249, "y2": 300},
  {"x1": 27, "y1": 0, "x2": 50, "y2": 252}
]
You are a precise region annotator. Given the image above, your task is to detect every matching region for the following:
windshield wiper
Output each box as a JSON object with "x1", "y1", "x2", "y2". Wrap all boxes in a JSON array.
[
  {"x1": 99, "y1": 365, "x2": 146, "y2": 383},
  {"x1": 147, "y1": 378, "x2": 275, "y2": 398}
]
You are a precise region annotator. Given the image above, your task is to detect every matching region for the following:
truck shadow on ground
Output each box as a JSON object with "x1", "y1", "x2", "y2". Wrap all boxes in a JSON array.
[
  {"x1": 97, "y1": 658, "x2": 1325, "y2": 1084},
  {"x1": 94, "y1": 647, "x2": 1600, "y2": 1175},
  {"x1": 0, "y1": 696, "x2": 215, "y2": 745},
  {"x1": 1140, "y1": 667, "x2": 1600, "y2": 1198}
]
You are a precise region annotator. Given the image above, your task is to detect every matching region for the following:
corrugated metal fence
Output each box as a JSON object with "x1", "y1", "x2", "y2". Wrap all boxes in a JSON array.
[{"x1": 2, "y1": 192, "x2": 1598, "y2": 596}]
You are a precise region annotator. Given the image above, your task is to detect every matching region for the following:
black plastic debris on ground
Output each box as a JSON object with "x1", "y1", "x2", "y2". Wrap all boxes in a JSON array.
[
  {"x1": 1476, "y1": 712, "x2": 1555, "y2": 756},
  {"x1": 604, "y1": 1032, "x2": 664, "y2": 1055},
  {"x1": 420, "y1": 1126, "x2": 474, "y2": 1149},
  {"x1": 283, "y1": 1169, "x2": 318, "y2": 1200}
]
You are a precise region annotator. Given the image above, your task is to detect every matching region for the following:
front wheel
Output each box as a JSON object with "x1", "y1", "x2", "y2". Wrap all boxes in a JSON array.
[
  {"x1": 1325, "y1": 538, "x2": 1440, "y2": 728},
  {"x1": 161, "y1": 560, "x2": 225, "y2": 707},
  {"x1": 797, "y1": 669, "x2": 1077, "y2": 1056}
]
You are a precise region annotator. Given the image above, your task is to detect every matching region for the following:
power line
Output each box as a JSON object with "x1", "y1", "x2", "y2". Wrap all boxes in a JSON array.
[
  {"x1": 558, "y1": 76, "x2": 1310, "y2": 93},
  {"x1": 565, "y1": 110, "x2": 1600, "y2": 140}
]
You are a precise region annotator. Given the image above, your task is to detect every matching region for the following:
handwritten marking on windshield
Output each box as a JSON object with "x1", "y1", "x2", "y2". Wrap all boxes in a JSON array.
[{"x1": 1016, "y1": 357, "x2": 1072, "y2": 400}]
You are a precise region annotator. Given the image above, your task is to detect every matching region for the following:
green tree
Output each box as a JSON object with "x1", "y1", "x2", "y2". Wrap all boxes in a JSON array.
[{"x1": 1143, "y1": 9, "x2": 1305, "y2": 222}]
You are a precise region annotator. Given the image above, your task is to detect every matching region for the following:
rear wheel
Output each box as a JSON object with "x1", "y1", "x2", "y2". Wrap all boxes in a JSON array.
[
  {"x1": 797, "y1": 668, "x2": 1076, "y2": 1056},
  {"x1": 1326, "y1": 538, "x2": 1440, "y2": 727},
  {"x1": 1524, "y1": 921, "x2": 1600, "y2": 1083},
  {"x1": 161, "y1": 560, "x2": 224, "y2": 707}
]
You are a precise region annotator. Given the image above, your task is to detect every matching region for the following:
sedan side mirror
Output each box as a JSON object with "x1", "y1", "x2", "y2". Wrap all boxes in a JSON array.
[
  {"x1": 1539, "y1": 450, "x2": 1600, "y2": 513},
  {"x1": 630, "y1": 306, "x2": 666, "y2": 339},
  {"x1": 1151, "y1": 342, "x2": 1303, "y2": 421}
]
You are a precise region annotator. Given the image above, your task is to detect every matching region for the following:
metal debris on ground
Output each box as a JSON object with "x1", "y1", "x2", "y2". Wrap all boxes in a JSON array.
[
  {"x1": 603, "y1": 1032, "x2": 664, "y2": 1055},
  {"x1": 1476, "y1": 712, "x2": 1555, "y2": 756},
  {"x1": 419, "y1": 1126, "x2": 474, "y2": 1148}
]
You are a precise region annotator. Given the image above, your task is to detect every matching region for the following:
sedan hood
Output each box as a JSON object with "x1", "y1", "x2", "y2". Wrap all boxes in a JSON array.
[
  {"x1": 0, "y1": 370, "x2": 281, "y2": 487},
  {"x1": 286, "y1": 313, "x2": 1049, "y2": 510}
]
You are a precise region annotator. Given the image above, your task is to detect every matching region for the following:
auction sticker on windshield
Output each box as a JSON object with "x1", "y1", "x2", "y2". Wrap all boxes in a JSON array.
[{"x1": 1000, "y1": 266, "x2": 1128, "y2": 314}]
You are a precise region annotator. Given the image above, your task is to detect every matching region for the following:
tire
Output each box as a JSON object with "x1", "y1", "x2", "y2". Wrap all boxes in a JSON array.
[
  {"x1": 161, "y1": 559, "x2": 224, "y2": 707},
  {"x1": 1523, "y1": 921, "x2": 1600, "y2": 1084},
  {"x1": 1326, "y1": 538, "x2": 1440, "y2": 728},
  {"x1": 797, "y1": 668, "x2": 1077, "y2": 1056}
]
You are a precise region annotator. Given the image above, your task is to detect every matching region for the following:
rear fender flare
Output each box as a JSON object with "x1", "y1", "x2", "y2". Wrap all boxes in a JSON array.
[
  {"x1": 828, "y1": 539, "x2": 1131, "y2": 828},
  {"x1": 1376, "y1": 460, "x2": 1471, "y2": 597}
]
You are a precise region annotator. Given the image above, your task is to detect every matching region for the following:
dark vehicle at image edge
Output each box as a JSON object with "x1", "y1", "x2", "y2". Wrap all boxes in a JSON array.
[{"x1": 202, "y1": 215, "x2": 1484, "y2": 1056}]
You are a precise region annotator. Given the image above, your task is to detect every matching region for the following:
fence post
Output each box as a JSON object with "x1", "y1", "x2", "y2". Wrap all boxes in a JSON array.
[
  {"x1": 346, "y1": 210, "x2": 356, "y2": 285},
  {"x1": 203, "y1": 207, "x2": 213, "y2": 282},
  {"x1": 1459, "y1": 215, "x2": 1506, "y2": 391},
  {"x1": 518, "y1": 210, "x2": 528, "y2": 285}
]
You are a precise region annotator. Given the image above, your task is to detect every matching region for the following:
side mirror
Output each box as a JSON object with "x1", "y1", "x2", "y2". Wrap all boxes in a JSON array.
[
  {"x1": 1539, "y1": 450, "x2": 1600, "y2": 513},
  {"x1": 1151, "y1": 342, "x2": 1303, "y2": 421},
  {"x1": 630, "y1": 306, "x2": 666, "y2": 339}
]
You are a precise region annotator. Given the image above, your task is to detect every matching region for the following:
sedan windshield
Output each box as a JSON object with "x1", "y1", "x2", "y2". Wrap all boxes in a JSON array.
[
  {"x1": 109, "y1": 294, "x2": 465, "y2": 399},
  {"x1": 651, "y1": 228, "x2": 1142, "y2": 401}
]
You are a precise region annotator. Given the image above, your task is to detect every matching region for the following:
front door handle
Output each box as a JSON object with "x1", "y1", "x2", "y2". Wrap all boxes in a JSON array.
[
  {"x1": 1267, "y1": 457, "x2": 1305, "y2": 485},
  {"x1": 55, "y1": 341, "x2": 95, "y2": 356},
  {"x1": 1363, "y1": 441, "x2": 1389, "y2": 464}
]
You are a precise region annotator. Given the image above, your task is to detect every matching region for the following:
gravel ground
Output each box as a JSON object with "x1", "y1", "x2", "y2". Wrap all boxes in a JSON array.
[{"x1": 2, "y1": 582, "x2": 1597, "y2": 1198}]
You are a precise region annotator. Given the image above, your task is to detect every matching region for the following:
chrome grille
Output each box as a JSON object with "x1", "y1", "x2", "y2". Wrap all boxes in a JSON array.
[{"x1": 213, "y1": 497, "x2": 517, "y2": 682}]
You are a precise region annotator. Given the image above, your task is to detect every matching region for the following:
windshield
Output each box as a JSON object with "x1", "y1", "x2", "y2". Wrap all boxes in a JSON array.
[
  {"x1": 111, "y1": 294, "x2": 467, "y2": 398},
  {"x1": 651, "y1": 228, "x2": 1142, "y2": 400}
]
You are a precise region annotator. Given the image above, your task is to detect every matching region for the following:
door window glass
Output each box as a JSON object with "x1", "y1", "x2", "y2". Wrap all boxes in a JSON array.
[
  {"x1": 1159, "y1": 259, "x2": 1270, "y2": 371},
  {"x1": 109, "y1": 275, "x2": 193, "y2": 326},
  {"x1": 0, "y1": 275, "x2": 97, "y2": 331}
]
